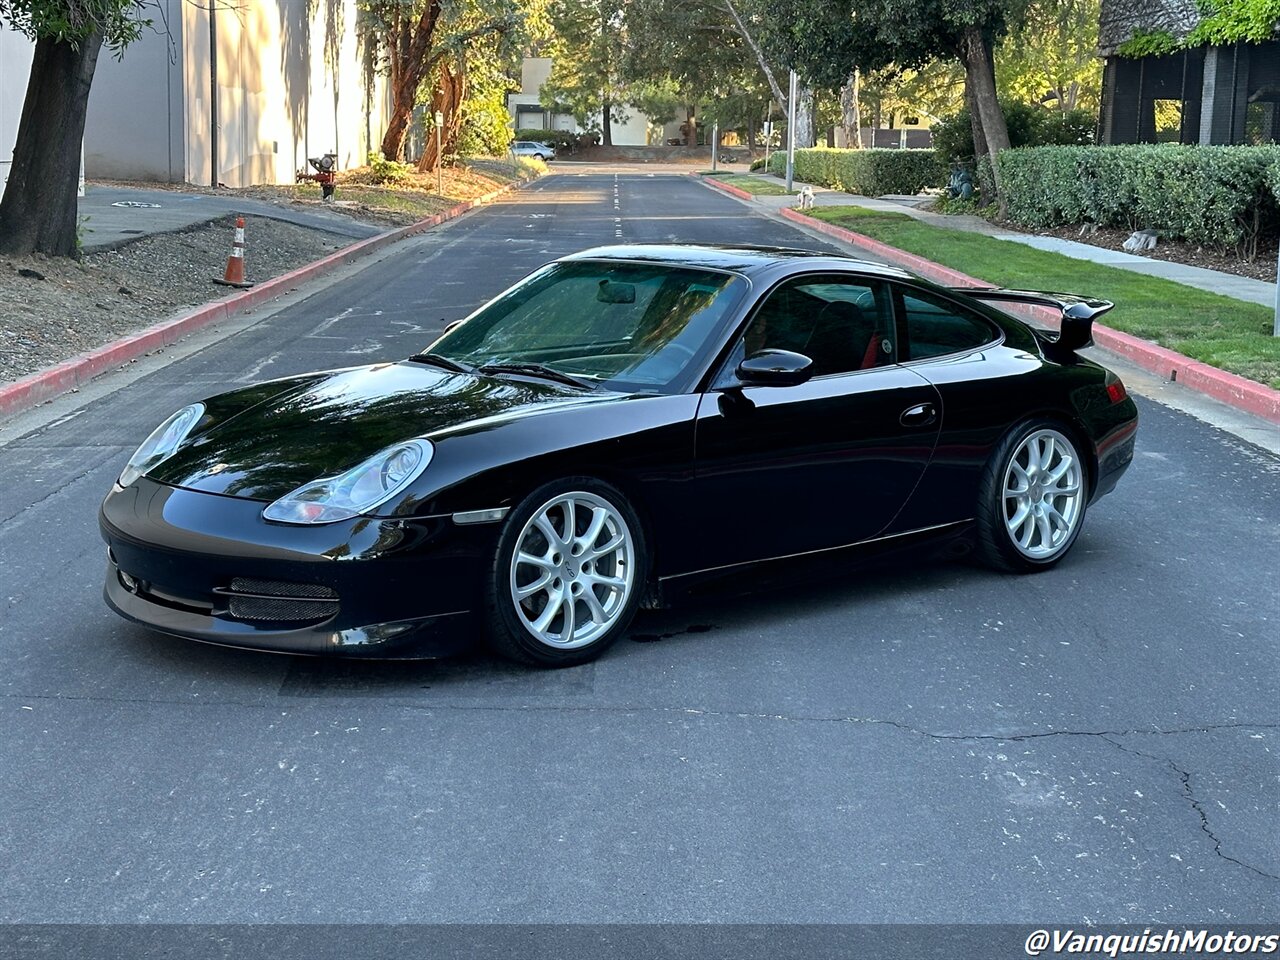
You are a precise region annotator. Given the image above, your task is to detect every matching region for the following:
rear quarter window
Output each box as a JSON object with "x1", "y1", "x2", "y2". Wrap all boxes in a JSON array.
[{"x1": 899, "y1": 288, "x2": 1000, "y2": 360}]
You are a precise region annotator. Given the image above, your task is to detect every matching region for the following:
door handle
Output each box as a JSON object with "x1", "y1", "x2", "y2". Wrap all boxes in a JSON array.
[{"x1": 900, "y1": 402, "x2": 937, "y2": 427}]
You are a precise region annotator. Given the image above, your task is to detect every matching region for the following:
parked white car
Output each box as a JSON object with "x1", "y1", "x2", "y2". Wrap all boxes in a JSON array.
[{"x1": 511, "y1": 141, "x2": 556, "y2": 161}]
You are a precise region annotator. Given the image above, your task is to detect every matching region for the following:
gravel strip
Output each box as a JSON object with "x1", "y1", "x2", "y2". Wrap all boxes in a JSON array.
[{"x1": 0, "y1": 215, "x2": 356, "y2": 386}]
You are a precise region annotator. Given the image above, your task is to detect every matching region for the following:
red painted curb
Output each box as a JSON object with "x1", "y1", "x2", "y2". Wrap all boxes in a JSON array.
[
  {"x1": 780, "y1": 208, "x2": 1280, "y2": 425},
  {"x1": 695, "y1": 174, "x2": 755, "y2": 202},
  {"x1": 0, "y1": 181, "x2": 524, "y2": 419}
]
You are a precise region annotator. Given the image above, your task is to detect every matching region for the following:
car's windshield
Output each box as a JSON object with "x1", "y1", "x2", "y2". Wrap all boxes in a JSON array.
[{"x1": 427, "y1": 260, "x2": 747, "y2": 392}]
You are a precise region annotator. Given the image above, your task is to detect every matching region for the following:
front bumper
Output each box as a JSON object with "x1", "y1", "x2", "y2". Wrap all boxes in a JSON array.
[{"x1": 99, "y1": 478, "x2": 502, "y2": 657}]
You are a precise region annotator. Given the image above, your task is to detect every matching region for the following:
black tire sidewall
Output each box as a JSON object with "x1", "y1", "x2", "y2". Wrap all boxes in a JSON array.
[
  {"x1": 976, "y1": 419, "x2": 1088, "y2": 574},
  {"x1": 485, "y1": 477, "x2": 647, "y2": 666}
]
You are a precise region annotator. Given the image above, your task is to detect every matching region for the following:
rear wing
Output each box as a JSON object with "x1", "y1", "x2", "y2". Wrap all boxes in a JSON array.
[{"x1": 949, "y1": 287, "x2": 1114, "y2": 357}]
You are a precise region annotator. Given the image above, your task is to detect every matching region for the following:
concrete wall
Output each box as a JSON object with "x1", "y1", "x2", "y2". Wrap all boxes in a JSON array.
[
  {"x1": 84, "y1": 0, "x2": 185, "y2": 182},
  {"x1": 0, "y1": 24, "x2": 36, "y2": 193},
  {"x1": 1, "y1": 24, "x2": 85, "y2": 196},
  {"x1": 83, "y1": 0, "x2": 389, "y2": 188},
  {"x1": 182, "y1": 0, "x2": 391, "y2": 187}
]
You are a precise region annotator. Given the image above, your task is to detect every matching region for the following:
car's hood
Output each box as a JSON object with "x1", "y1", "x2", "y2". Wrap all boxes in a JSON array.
[{"x1": 149, "y1": 361, "x2": 620, "y2": 500}]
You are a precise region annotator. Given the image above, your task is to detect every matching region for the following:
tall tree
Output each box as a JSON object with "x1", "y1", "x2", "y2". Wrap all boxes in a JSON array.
[
  {"x1": 0, "y1": 1, "x2": 146, "y2": 257},
  {"x1": 758, "y1": 0, "x2": 1025, "y2": 203},
  {"x1": 359, "y1": 0, "x2": 445, "y2": 160},
  {"x1": 996, "y1": 0, "x2": 1100, "y2": 112},
  {"x1": 360, "y1": 0, "x2": 530, "y2": 160},
  {"x1": 541, "y1": 0, "x2": 627, "y2": 145}
]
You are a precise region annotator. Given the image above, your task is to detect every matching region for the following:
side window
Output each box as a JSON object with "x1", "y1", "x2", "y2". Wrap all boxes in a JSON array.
[
  {"x1": 738, "y1": 276, "x2": 896, "y2": 378},
  {"x1": 899, "y1": 288, "x2": 999, "y2": 360}
]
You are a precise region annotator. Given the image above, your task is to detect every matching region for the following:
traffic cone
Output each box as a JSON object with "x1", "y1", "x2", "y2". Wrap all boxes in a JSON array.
[{"x1": 213, "y1": 216, "x2": 254, "y2": 288}]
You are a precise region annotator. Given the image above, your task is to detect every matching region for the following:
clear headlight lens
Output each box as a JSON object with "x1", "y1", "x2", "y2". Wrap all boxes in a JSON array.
[
  {"x1": 119, "y1": 402, "x2": 206, "y2": 487},
  {"x1": 262, "y1": 439, "x2": 433, "y2": 524}
]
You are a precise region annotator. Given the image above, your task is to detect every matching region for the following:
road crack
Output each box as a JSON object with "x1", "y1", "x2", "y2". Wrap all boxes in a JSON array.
[{"x1": 1102, "y1": 735, "x2": 1280, "y2": 883}]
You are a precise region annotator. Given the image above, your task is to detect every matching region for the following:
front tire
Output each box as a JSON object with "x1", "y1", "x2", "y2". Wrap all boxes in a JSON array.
[
  {"x1": 485, "y1": 478, "x2": 647, "y2": 666},
  {"x1": 975, "y1": 421, "x2": 1088, "y2": 573}
]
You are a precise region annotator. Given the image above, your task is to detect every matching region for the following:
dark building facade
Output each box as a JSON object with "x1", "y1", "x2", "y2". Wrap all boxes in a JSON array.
[{"x1": 1098, "y1": 0, "x2": 1280, "y2": 145}]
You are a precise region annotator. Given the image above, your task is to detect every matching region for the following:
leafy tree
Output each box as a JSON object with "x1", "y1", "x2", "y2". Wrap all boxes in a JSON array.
[
  {"x1": 622, "y1": 0, "x2": 789, "y2": 147},
  {"x1": 413, "y1": 0, "x2": 543, "y2": 170},
  {"x1": 540, "y1": 0, "x2": 628, "y2": 145},
  {"x1": 0, "y1": 0, "x2": 147, "y2": 257},
  {"x1": 361, "y1": 0, "x2": 528, "y2": 161},
  {"x1": 996, "y1": 0, "x2": 1100, "y2": 113},
  {"x1": 755, "y1": 0, "x2": 1029, "y2": 204}
]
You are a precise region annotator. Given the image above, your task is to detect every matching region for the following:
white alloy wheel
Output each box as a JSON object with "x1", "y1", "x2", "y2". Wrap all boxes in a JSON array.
[
  {"x1": 1001, "y1": 428, "x2": 1084, "y2": 560},
  {"x1": 508, "y1": 490, "x2": 636, "y2": 650}
]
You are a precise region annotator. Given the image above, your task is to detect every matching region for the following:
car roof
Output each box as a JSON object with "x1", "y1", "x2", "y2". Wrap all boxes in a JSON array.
[{"x1": 559, "y1": 243, "x2": 915, "y2": 281}]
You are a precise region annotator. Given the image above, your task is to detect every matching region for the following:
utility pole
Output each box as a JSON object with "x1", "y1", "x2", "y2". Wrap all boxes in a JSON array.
[
  {"x1": 710, "y1": 122, "x2": 719, "y2": 172},
  {"x1": 209, "y1": 1, "x2": 218, "y2": 189},
  {"x1": 786, "y1": 70, "x2": 797, "y2": 192}
]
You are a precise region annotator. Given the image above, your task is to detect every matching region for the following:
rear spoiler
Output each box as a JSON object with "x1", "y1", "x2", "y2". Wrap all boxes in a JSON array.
[{"x1": 949, "y1": 287, "x2": 1114, "y2": 357}]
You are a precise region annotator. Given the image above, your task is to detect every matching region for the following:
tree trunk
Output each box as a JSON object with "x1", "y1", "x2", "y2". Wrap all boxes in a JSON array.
[
  {"x1": 793, "y1": 85, "x2": 816, "y2": 148},
  {"x1": 964, "y1": 73, "x2": 991, "y2": 205},
  {"x1": 722, "y1": 0, "x2": 787, "y2": 115},
  {"x1": 839, "y1": 71, "x2": 862, "y2": 148},
  {"x1": 601, "y1": 95, "x2": 613, "y2": 146},
  {"x1": 417, "y1": 59, "x2": 466, "y2": 173},
  {"x1": 961, "y1": 25, "x2": 1010, "y2": 211},
  {"x1": 0, "y1": 32, "x2": 104, "y2": 258},
  {"x1": 379, "y1": 0, "x2": 443, "y2": 160}
]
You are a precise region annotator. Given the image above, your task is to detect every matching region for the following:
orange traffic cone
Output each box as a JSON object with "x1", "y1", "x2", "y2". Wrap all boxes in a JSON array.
[{"x1": 213, "y1": 216, "x2": 254, "y2": 288}]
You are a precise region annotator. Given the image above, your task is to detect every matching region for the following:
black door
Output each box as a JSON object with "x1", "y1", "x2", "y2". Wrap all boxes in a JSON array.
[{"x1": 687, "y1": 274, "x2": 942, "y2": 573}]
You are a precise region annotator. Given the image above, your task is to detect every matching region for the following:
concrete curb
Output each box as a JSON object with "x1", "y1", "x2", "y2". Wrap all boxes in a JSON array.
[
  {"x1": 699, "y1": 176, "x2": 755, "y2": 202},
  {"x1": 0, "y1": 180, "x2": 525, "y2": 419}
]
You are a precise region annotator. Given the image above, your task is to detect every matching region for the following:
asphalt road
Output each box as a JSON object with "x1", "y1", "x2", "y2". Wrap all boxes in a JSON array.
[{"x1": 1, "y1": 174, "x2": 1278, "y2": 943}]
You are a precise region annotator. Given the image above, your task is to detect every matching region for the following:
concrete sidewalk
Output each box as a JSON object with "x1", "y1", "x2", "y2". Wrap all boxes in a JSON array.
[
  {"x1": 79, "y1": 184, "x2": 382, "y2": 251},
  {"x1": 754, "y1": 173, "x2": 1277, "y2": 307}
]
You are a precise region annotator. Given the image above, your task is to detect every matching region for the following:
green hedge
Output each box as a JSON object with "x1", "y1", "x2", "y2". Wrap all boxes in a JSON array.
[
  {"x1": 767, "y1": 147, "x2": 945, "y2": 196},
  {"x1": 999, "y1": 144, "x2": 1280, "y2": 253}
]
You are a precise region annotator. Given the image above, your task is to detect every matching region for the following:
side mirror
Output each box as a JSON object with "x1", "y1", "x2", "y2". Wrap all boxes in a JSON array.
[{"x1": 736, "y1": 349, "x2": 814, "y2": 387}]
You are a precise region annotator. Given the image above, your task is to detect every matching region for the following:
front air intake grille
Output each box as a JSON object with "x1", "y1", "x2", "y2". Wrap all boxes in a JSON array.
[
  {"x1": 228, "y1": 578, "x2": 337, "y2": 599},
  {"x1": 218, "y1": 578, "x2": 339, "y2": 623}
]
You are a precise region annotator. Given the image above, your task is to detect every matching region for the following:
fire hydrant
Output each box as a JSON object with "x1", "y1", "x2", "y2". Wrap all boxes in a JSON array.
[{"x1": 297, "y1": 153, "x2": 338, "y2": 200}]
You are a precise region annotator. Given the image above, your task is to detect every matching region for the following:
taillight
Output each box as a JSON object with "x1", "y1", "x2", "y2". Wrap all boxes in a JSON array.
[{"x1": 1105, "y1": 370, "x2": 1127, "y2": 404}]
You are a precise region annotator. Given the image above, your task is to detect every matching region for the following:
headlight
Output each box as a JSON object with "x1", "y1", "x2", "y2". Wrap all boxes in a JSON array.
[
  {"x1": 119, "y1": 402, "x2": 206, "y2": 487},
  {"x1": 262, "y1": 439, "x2": 433, "y2": 524}
]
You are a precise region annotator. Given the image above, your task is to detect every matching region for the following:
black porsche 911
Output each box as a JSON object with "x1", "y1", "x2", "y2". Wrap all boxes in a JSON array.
[{"x1": 100, "y1": 244, "x2": 1137, "y2": 666}]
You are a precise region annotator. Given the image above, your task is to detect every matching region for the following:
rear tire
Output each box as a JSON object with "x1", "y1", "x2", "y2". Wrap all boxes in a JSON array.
[
  {"x1": 485, "y1": 478, "x2": 647, "y2": 667},
  {"x1": 975, "y1": 420, "x2": 1088, "y2": 573}
]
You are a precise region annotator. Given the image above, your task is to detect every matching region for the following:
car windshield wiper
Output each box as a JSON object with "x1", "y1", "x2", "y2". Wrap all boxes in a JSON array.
[
  {"x1": 406, "y1": 352, "x2": 473, "y2": 373},
  {"x1": 476, "y1": 361, "x2": 597, "y2": 390}
]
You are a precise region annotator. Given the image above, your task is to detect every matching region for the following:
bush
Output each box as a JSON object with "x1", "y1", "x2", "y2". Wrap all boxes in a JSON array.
[
  {"x1": 766, "y1": 147, "x2": 944, "y2": 196},
  {"x1": 514, "y1": 129, "x2": 596, "y2": 154},
  {"x1": 932, "y1": 103, "x2": 1096, "y2": 165},
  {"x1": 356, "y1": 152, "x2": 416, "y2": 184},
  {"x1": 749, "y1": 156, "x2": 767, "y2": 172},
  {"x1": 999, "y1": 144, "x2": 1280, "y2": 255}
]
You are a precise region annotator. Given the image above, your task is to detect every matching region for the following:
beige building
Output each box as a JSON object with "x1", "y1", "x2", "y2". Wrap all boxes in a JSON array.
[
  {"x1": 81, "y1": 0, "x2": 391, "y2": 186},
  {"x1": 506, "y1": 56, "x2": 659, "y2": 147}
]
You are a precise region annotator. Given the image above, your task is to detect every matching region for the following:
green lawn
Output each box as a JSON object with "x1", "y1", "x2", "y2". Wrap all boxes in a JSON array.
[
  {"x1": 705, "y1": 173, "x2": 796, "y2": 196},
  {"x1": 806, "y1": 205, "x2": 1280, "y2": 389}
]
